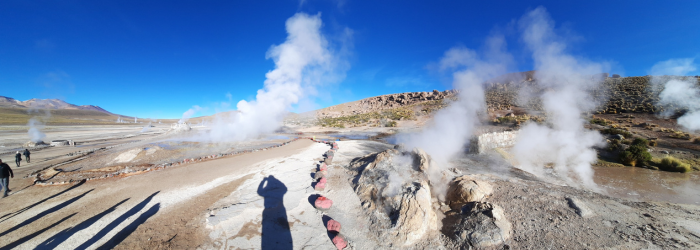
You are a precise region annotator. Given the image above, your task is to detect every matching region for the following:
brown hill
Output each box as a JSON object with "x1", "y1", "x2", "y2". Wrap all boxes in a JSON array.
[{"x1": 0, "y1": 96, "x2": 113, "y2": 114}]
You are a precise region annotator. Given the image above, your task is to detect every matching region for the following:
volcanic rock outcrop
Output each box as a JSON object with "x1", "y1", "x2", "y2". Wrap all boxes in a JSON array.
[
  {"x1": 315, "y1": 90, "x2": 456, "y2": 118},
  {"x1": 347, "y1": 149, "x2": 439, "y2": 246},
  {"x1": 484, "y1": 74, "x2": 700, "y2": 114}
]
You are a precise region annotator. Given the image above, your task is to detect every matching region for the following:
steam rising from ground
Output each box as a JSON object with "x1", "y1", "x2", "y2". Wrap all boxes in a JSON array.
[
  {"x1": 396, "y1": 7, "x2": 611, "y2": 192},
  {"x1": 398, "y1": 36, "x2": 513, "y2": 195},
  {"x1": 187, "y1": 13, "x2": 348, "y2": 142},
  {"x1": 28, "y1": 117, "x2": 47, "y2": 142},
  {"x1": 179, "y1": 105, "x2": 203, "y2": 124},
  {"x1": 27, "y1": 108, "x2": 50, "y2": 143},
  {"x1": 649, "y1": 58, "x2": 700, "y2": 131},
  {"x1": 511, "y1": 7, "x2": 606, "y2": 189}
]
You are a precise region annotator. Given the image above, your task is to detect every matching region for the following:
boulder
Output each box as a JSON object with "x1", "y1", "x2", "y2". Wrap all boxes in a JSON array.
[
  {"x1": 412, "y1": 148, "x2": 433, "y2": 172},
  {"x1": 348, "y1": 149, "x2": 439, "y2": 246},
  {"x1": 393, "y1": 181, "x2": 439, "y2": 246},
  {"x1": 446, "y1": 175, "x2": 493, "y2": 210},
  {"x1": 455, "y1": 201, "x2": 512, "y2": 248}
]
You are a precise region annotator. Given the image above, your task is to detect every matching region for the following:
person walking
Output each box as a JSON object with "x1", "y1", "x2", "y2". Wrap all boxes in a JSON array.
[
  {"x1": 0, "y1": 159, "x2": 14, "y2": 197},
  {"x1": 14, "y1": 151, "x2": 21, "y2": 168},
  {"x1": 23, "y1": 149, "x2": 30, "y2": 163}
]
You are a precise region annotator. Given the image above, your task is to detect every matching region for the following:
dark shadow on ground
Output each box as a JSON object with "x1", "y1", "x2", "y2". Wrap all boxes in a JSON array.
[
  {"x1": 33, "y1": 198, "x2": 131, "y2": 249},
  {"x1": 257, "y1": 175, "x2": 292, "y2": 250},
  {"x1": 322, "y1": 215, "x2": 338, "y2": 241},
  {"x1": 0, "y1": 181, "x2": 85, "y2": 223},
  {"x1": 7, "y1": 184, "x2": 34, "y2": 197},
  {"x1": 74, "y1": 191, "x2": 160, "y2": 250},
  {"x1": 0, "y1": 213, "x2": 77, "y2": 250},
  {"x1": 0, "y1": 188, "x2": 93, "y2": 238},
  {"x1": 95, "y1": 203, "x2": 161, "y2": 250}
]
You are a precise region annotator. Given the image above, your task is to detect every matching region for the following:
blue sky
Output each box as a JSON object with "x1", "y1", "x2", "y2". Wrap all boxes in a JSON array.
[{"x1": 0, "y1": 0, "x2": 698, "y2": 119}]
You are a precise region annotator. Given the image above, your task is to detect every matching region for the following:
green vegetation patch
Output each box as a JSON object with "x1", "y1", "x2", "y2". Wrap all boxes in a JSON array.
[
  {"x1": 618, "y1": 138, "x2": 652, "y2": 167},
  {"x1": 658, "y1": 156, "x2": 692, "y2": 173}
]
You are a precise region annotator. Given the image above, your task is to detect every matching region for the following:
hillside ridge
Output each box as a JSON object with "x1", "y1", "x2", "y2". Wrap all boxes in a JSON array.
[{"x1": 0, "y1": 96, "x2": 113, "y2": 114}]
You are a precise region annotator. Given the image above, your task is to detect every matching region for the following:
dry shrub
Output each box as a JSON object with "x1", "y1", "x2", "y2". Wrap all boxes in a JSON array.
[
  {"x1": 659, "y1": 157, "x2": 692, "y2": 173},
  {"x1": 590, "y1": 117, "x2": 612, "y2": 126},
  {"x1": 669, "y1": 131, "x2": 691, "y2": 140}
]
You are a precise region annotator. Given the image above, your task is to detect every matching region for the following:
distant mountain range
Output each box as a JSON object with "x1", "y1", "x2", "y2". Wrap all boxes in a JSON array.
[{"x1": 0, "y1": 96, "x2": 112, "y2": 114}]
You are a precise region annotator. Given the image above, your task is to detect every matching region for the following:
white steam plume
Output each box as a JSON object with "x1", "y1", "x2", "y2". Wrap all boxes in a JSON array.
[
  {"x1": 201, "y1": 13, "x2": 347, "y2": 142},
  {"x1": 179, "y1": 105, "x2": 202, "y2": 124},
  {"x1": 398, "y1": 35, "x2": 513, "y2": 197},
  {"x1": 28, "y1": 118, "x2": 47, "y2": 142},
  {"x1": 27, "y1": 108, "x2": 50, "y2": 143},
  {"x1": 649, "y1": 58, "x2": 700, "y2": 131},
  {"x1": 511, "y1": 7, "x2": 606, "y2": 189}
]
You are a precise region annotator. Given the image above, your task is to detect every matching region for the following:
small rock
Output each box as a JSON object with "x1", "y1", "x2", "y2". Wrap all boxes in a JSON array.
[
  {"x1": 327, "y1": 219, "x2": 341, "y2": 233},
  {"x1": 315, "y1": 196, "x2": 333, "y2": 210},
  {"x1": 315, "y1": 182, "x2": 326, "y2": 191},
  {"x1": 332, "y1": 234, "x2": 347, "y2": 250},
  {"x1": 440, "y1": 204, "x2": 451, "y2": 213},
  {"x1": 566, "y1": 197, "x2": 594, "y2": 218}
]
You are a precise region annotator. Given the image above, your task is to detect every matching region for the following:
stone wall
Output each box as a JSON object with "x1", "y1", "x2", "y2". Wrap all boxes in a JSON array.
[
  {"x1": 470, "y1": 131, "x2": 519, "y2": 154},
  {"x1": 50, "y1": 140, "x2": 75, "y2": 147}
]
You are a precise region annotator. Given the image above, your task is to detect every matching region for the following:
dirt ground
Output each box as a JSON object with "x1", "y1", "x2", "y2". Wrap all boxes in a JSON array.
[{"x1": 0, "y1": 138, "x2": 315, "y2": 249}]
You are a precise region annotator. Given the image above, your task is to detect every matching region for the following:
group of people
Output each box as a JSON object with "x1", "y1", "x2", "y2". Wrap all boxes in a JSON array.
[
  {"x1": 14, "y1": 149, "x2": 30, "y2": 167},
  {"x1": 0, "y1": 149, "x2": 30, "y2": 198}
]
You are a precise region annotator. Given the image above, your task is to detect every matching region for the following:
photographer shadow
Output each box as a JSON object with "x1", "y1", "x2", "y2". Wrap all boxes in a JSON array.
[{"x1": 257, "y1": 175, "x2": 292, "y2": 250}]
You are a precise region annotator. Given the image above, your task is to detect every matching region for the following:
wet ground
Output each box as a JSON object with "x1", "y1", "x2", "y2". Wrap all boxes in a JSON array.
[{"x1": 594, "y1": 167, "x2": 700, "y2": 205}]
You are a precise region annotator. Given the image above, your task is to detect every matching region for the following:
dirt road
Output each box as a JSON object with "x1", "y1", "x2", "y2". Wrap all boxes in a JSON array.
[{"x1": 0, "y1": 139, "x2": 314, "y2": 249}]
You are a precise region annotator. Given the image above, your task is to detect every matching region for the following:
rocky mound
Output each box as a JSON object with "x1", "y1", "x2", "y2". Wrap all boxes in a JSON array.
[
  {"x1": 315, "y1": 90, "x2": 456, "y2": 119},
  {"x1": 346, "y1": 148, "x2": 516, "y2": 249},
  {"x1": 484, "y1": 75, "x2": 700, "y2": 114},
  {"x1": 347, "y1": 149, "x2": 440, "y2": 247}
]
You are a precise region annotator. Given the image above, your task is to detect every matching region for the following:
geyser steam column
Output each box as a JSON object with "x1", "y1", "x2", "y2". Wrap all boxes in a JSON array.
[
  {"x1": 511, "y1": 7, "x2": 606, "y2": 189},
  {"x1": 205, "y1": 13, "x2": 347, "y2": 142},
  {"x1": 398, "y1": 36, "x2": 513, "y2": 197}
]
